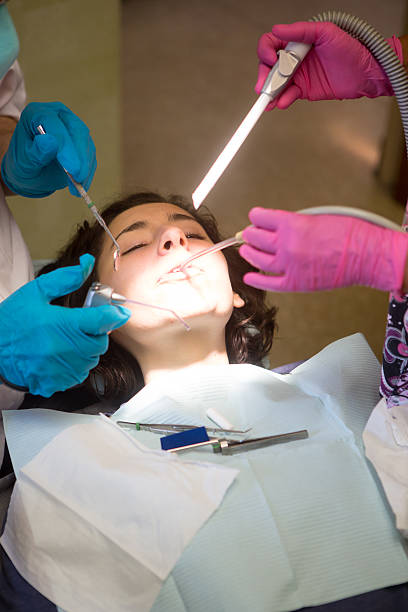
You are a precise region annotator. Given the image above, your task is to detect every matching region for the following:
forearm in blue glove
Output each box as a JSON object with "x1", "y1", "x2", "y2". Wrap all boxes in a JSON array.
[
  {"x1": 0, "y1": 254, "x2": 130, "y2": 397},
  {"x1": 1, "y1": 101, "x2": 97, "y2": 198}
]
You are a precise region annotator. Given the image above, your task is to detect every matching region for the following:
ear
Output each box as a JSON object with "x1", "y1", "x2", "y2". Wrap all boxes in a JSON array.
[{"x1": 233, "y1": 292, "x2": 245, "y2": 308}]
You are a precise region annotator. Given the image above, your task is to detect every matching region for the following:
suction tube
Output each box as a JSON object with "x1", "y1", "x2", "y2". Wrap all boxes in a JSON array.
[
  {"x1": 311, "y1": 11, "x2": 408, "y2": 223},
  {"x1": 311, "y1": 12, "x2": 408, "y2": 398}
]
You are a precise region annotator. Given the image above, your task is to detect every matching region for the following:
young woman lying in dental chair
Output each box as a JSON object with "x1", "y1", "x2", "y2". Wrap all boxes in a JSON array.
[{"x1": 1, "y1": 192, "x2": 407, "y2": 612}]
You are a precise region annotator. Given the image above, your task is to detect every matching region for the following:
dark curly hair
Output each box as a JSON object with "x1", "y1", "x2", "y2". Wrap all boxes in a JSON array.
[{"x1": 39, "y1": 192, "x2": 278, "y2": 404}]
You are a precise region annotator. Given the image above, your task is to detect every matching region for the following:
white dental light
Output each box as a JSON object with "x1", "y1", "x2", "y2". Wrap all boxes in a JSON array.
[{"x1": 192, "y1": 42, "x2": 311, "y2": 209}]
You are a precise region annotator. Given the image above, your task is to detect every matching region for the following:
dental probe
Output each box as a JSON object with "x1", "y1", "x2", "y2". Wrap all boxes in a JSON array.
[
  {"x1": 84, "y1": 282, "x2": 191, "y2": 331},
  {"x1": 36, "y1": 124, "x2": 121, "y2": 270},
  {"x1": 192, "y1": 41, "x2": 311, "y2": 209},
  {"x1": 116, "y1": 421, "x2": 251, "y2": 440}
]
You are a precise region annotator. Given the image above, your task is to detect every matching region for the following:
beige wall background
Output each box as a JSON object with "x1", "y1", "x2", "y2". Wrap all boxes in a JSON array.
[
  {"x1": 6, "y1": 0, "x2": 121, "y2": 261},
  {"x1": 5, "y1": 0, "x2": 408, "y2": 368},
  {"x1": 121, "y1": 0, "x2": 407, "y2": 367}
]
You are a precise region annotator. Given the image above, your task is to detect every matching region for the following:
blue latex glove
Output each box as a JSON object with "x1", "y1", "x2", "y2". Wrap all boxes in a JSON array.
[
  {"x1": 0, "y1": 254, "x2": 131, "y2": 397},
  {"x1": 1, "y1": 101, "x2": 97, "y2": 198}
]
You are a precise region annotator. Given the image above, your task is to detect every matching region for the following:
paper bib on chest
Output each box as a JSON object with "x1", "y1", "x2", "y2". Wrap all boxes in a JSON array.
[
  {"x1": 3, "y1": 334, "x2": 408, "y2": 612},
  {"x1": 114, "y1": 333, "x2": 408, "y2": 611}
]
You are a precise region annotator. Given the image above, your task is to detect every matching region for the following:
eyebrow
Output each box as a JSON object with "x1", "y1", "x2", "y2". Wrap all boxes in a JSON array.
[{"x1": 114, "y1": 212, "x2": 198, "y2": 243}]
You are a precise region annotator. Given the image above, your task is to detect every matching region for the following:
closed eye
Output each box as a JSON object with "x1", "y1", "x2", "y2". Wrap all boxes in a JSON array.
[
  {"x1": 186, "y1": 233, "x2": 206, "y2": 240},
  {"x1": 121, "y1": 233, "x2": 206, "y2": 256},
  {"x1": 121, "y1": 243, "x2": 148, "y2": 256}
]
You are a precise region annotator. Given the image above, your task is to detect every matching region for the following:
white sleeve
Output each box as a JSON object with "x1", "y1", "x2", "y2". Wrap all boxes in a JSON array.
[
  {"x1": 363, "y1": 397, "x2": 408, "y2": 534},
  {"x1": 0, "y1": 182, "x2": 33, "y2": 411},
  {"x1": 0, "y1": 60, "x2": 26, "y2": 119},
  {"x1": 0, "y1": 58, "x2": 30, "y2": 411},
  {"x1": 0, "y1": 187, "x2": 33, "y2": 300}
]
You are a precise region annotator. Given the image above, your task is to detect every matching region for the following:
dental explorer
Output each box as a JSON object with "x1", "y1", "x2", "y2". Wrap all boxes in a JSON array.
[
  {"x1": 192, "y1": 41, "x2": 311, "y2": 208},
  {"x1": 36, "y1": 124, "x2": 121, "y2": 270}
]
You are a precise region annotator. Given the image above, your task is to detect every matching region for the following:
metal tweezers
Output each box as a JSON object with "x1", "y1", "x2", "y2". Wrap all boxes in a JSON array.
[
  {"x1": 116, "y1": 421, "x2": 308, "y2": 455},
  {"x1": 116, "y1": 421, "x2": 250, "y2": 437},
  {"x1": 212, "y1": 430, "x2": 308, "y2": 455}
]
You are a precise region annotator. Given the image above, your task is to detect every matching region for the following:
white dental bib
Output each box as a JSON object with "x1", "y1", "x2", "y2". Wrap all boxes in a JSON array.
[
  {"x1": 114, "y1": 333, "x2": 408, "y2": 611},
  {"x1": 2, "y1": 334, "x2": 408, "y2": 612}
]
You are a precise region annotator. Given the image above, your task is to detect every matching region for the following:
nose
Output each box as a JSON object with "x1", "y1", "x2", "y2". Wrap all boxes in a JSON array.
[{"x1": 158, "y1": 226, "x2": 188, "y2": 255}]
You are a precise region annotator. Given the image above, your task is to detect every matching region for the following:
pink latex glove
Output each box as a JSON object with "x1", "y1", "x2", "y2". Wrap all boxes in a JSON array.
[
  {"x1": 239, "y1": 207, "x2": 408, "y2": 293},
  {"x1": 256, "y1": 21, "x2": 403, "y2": 110}
]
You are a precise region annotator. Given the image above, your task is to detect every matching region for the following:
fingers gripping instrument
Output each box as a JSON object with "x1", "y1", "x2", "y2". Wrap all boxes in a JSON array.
[
  {"x1": 192, "y1": 42, "x2": 311, "y2": 209},
  {"x1": 84, "y1": 282, "x2": 191, "y2": 331},
  {"x1": 36, "y1": 125, "x2": 121, "y2": 270}
]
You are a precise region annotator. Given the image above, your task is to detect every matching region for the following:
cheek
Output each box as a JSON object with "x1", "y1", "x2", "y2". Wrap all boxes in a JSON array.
[
  {"x1": 97, "y1": 253, "x2": 116, "y2": 286},
  {"x1": 210, "y1": 253, "x2": 233, "y2": 289},
  {"x1": 97, "y1": 253, "x2": 150, "y2": 296}
]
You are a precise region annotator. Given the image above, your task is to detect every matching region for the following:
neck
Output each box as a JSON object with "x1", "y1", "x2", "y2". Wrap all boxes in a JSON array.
[{"x1": 122, "y1": 324, "x2": 230, "y2": 386}]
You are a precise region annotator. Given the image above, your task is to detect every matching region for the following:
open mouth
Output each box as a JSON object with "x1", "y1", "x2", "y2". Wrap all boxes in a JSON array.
[{"x1": 157, "y1": 265, "x2": 203, "y2": 285}]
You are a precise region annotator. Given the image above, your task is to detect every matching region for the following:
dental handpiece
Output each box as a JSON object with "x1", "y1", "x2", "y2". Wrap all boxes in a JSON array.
[
  {"x1": 36, "y1": 125, "x2": 121, "y2": 270},
  {"x1": 84, "y1": 282, "x2": 191, "y2": 331}
]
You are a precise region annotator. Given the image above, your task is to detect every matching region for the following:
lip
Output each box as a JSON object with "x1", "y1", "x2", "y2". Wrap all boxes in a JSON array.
[{"x1": 157, "y1": 264, "x2": 203, "y2": 285}]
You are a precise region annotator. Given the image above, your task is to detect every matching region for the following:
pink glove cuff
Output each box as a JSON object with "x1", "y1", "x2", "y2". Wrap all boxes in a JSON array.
[
  {"x1": 240, "y1": 208, "x2": 408, "y2": 294},
  {"x1": 387, "y1": 36, "x2": 403, "y2": 65},
  {"x1": 387, "y1": 229, "x2": 408, "y2": 293},
  {"x1": 381, "y1": 36, "x2": 404, "y2": 96}
]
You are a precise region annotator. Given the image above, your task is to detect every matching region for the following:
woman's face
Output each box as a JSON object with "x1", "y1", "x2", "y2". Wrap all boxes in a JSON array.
[{"x1": 97, "y1": 202, "x2": 243, "y2": 335}]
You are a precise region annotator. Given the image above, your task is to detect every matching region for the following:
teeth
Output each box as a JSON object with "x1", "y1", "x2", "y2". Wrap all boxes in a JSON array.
[
  {"x1": 171, "y1": 264, "x2": 191, "y2": 274},
  {"x1": 158, "y1": 266, "x2": 200, "y2": 285}
]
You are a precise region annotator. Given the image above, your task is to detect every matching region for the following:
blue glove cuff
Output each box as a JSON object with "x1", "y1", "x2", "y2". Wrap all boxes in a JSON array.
[
  {"x1": 1, "y1": 155, "x2": 55, "y2": 198},
  {"x1": 0, "y1": 371, "x2": 29, "y2": 393}
]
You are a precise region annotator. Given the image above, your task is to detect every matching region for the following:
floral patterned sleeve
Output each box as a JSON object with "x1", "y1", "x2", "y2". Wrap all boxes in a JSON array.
[{"x1": 382, "y1": 291, "x2": 408, "y2": 407}]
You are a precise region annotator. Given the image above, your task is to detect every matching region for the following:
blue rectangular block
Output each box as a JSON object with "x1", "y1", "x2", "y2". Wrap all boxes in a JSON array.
[{"x1": 160, "y1": 426, "x2": 209, "y2": 451}]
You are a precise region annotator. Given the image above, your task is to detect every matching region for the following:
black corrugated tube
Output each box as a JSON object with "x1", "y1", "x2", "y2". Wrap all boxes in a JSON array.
[{"x1": 312, "y1": 10, "x2": 408, "y2": 201}]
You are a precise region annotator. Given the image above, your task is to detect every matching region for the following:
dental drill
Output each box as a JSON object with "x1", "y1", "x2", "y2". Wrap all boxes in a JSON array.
[{"x1": 84, "y1": 282, "x2": 191, "y2": 331}]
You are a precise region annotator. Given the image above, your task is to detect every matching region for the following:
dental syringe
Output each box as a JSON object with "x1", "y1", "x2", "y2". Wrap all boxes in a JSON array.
[
  {"x1": 36, "y1": 125, "x2": 121, "y2": 271},
  {"x1": 84, "y1": 282, "x2": 191, "y2": 331}
]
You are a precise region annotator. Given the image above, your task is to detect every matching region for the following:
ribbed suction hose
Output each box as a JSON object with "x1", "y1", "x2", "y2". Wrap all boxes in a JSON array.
[
  {"x1": 311, "y1": 12, "x2": 408, "y2": 398},
  {"x1": 312, "y1": 11, "x2": 408, "y2": 223}
]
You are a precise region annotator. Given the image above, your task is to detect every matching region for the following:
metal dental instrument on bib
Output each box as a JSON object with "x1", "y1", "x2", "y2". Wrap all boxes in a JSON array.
[
  {"x1": 116, "y1": 421, "x2": 251, "y2": 440},
  {"x1": 37, "y1": 125, "x2": 121, "y2": 271}
]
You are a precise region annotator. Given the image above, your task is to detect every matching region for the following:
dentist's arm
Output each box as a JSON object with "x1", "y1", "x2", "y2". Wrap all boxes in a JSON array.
[
  {"x1": 239, "y1": 208, "x2": 408, "y2": 293},
  {"x1": 256, "y1": 21, "x2": 406, "y2": 111},
  {"x1": 0, "y1": 114, "x2": 16, "y2": 194}
]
